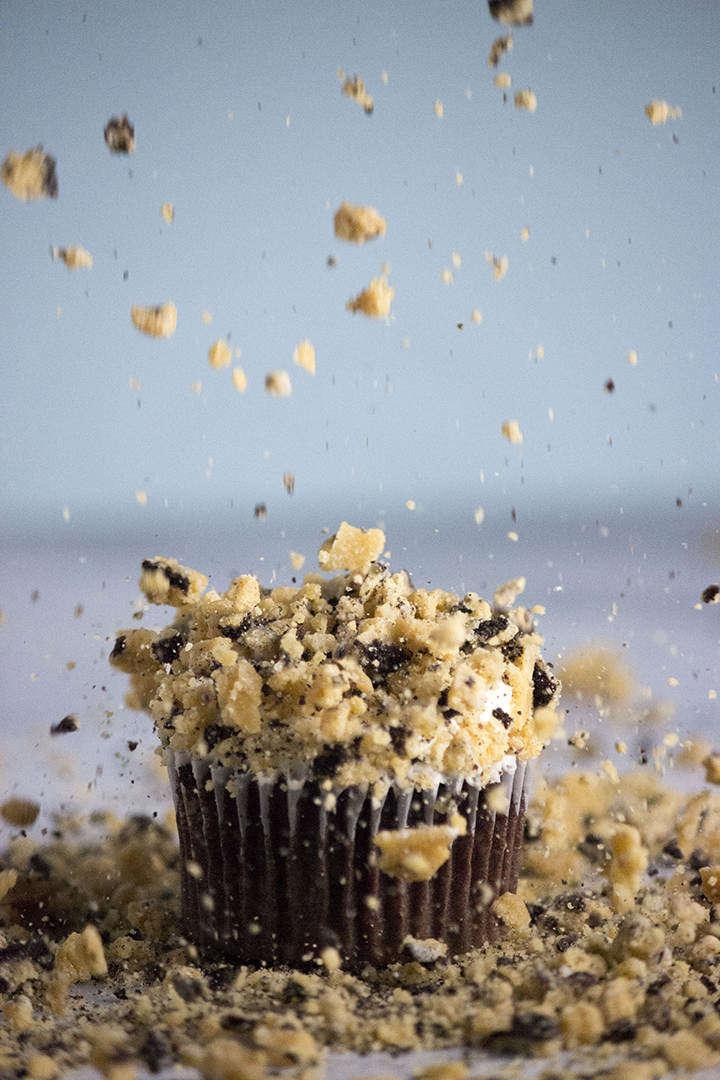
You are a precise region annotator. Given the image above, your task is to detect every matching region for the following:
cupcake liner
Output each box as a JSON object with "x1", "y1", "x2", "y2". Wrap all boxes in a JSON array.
[{"x1": 167, "y1": 749, "x2": 532, "y2": 969}]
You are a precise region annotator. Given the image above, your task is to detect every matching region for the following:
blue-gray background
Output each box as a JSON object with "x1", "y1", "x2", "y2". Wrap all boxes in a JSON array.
[{"x1": 1, "y1": 0, "x2": 718, "y2": 822}]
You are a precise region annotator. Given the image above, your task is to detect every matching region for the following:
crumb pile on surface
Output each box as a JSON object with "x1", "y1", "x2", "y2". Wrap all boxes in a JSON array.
[
  {"x1": 4, "y1": 764, "x2": 720, "y2": 1077},
  {"x1": 109, "y1": 524, "x2": 559, "y2": 792}
]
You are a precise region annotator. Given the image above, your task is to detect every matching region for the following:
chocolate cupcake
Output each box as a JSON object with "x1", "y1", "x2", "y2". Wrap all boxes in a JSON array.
[{"x1": 110, "y1": 523, "x2": 559, "y2": 968}]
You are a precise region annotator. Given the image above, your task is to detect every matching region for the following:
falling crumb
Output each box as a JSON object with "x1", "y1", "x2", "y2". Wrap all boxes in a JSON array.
[
  {"x1": 489, "y1": 0, "x2": 533, "y2": 25},
  {"x1": 488, "y1": 34, "x2": 513, "y2": 66},
  {"x1": 645, "y1": 100, "x2": 682, "y2": 125},
  {"x1": 521, "y1": 226, "x2": 530, "y2": 242},
  {"x1": 604, "y1": 378, "x2": 616, "y2": 393},
  {"x1": 493, "y1": 576, "x2": 525, "y2": 607},
  {"x1": 615, "y1": 741, "x2": 628, "y2": 754},
  {"x1": 440, "y1": 268, "x2": 453, "y2": 285},
  {"x1": 406, "y1": 500, "x2": 416, "y2": 511},
  {"x1": 191, "y1": 381, "x2": 202, "y2": 394},
  {"x1": 202, "y1": 310, "x2": 212, "y2": 324},
  {"x1": 380, "y1": 71, "x2": 388, "y2": 84},
  {"x1": 131, "y1": 302, "x2": 177, "y2": 338},
  {"x1": 293, "y1": 340, "x2": 316, "y2": 374},
  {"x1": 283, "y1": 472, "x2": 295, "y2": 494},
  {"x1": 104, "y1": 114, "x2": 135, "y2": 153},
  {"x1": 452, "y1": 253, "x2": 461, "y2": 268},
  {"x1": 502, "y1": 419, "x2": 523, "y2": 444},
  {"x1": 161, "y1": 202, "x2": 174, "y2": 223},
  {"x1": 627, "y1": 349, "x2": 638, "y2": 365},
  {"x1": 208, "y1": 340, "x2": 232, "y2": 370},
  {"x1": 334, "y1": 202, "x2": 386, "y2": 243},
  {"x1": 342, "y1": 75, "x2": 373, "y2": 113},
  {"x1": 471, "y1": 308, "x2": 482, "y2": 324},
  {"x1": 455, "y1": 171, "x2": 463, "y2": 185},
  {"x1": 375, "y1": 814, "x2": 466, "y2": 883},
  {"x1": 568, "y1": 729, "x2": 590, "y2": 749},
  {"x1": 50, "y1": 246, "x2": 92, "y2": 270},
  {"x1": 346, "y1": 275, "x2": 394, "y2": 318},
  {"x1": 701, "y1": 584, "x2": 719, "y2": 604},
  {"x1": 601, "y1": 759, "x2": 620, "y2": 784},
  {"x1": 433, "y1": 100, "x2": 444, "y2": 119},
  {"x1": 136, "y1": 490, "x2": 147, "y2": 506},
  {"x1": 494, "y1": 72, "x2": 512, "y2": 89},
  {"x1": 318, "y1": 522, "x2": 385, "y2": 574},
  {"x1": 474, "y1": 507, "x2": 485, "y2": 526},
  {"x1": 231, "y1": 368, "x2": 247, "y2": 393},
  {"x1": 264, "y1": 371, "x2": 292, "y2": 397},
  {"x1": 559, "y1": 645, "x2": 635, "y2": 704},
  {"x1": 289, "y1": 551, "x2": 305, "y2": 571},
  {"x1": 514, "y1": 89, "x2": 537, "y2": 113},
  {"x1": 486, "y1": 252, "x2": 509, "y2": 280},
  {"x1": 254, "y1": 503, "x2": 267, "y2": 519},
  {"x1": 50, "y1": 714, "x2": 80, "y2": 737},
  {"x1": 0, "y1": 798, "x2": 40, "y2": 827},
  {"x1": 1, "y1": 146, "x2": 57, "y2": 201},
  {"x1": 667, "y1": 677, "x2": 679, "y2": 687}
]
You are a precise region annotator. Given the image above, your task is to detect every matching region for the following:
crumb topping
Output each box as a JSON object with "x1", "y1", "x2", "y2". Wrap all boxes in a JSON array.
[{"x1": 110, "y1": 525, "x2": 559, "y2": 790}]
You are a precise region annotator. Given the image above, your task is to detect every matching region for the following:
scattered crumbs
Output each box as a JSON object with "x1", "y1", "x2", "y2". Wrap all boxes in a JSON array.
[
  {"x1": 568, "y1": 729, "x2": 590, "y2": 749},
  {"x1": 628, "y1": 349, "x2": 638, "y2": 365},
  {"x1": 471, "y1": 308, "x2": 482, "y2": 324},
  {"x1": 440, "y1": 268, "x2": 453, "y2": 285},
  {"x1": 455, "y1": 171, "x2": 463, "y2": 185},
  {"x1": 489, "y1": 0, "x2": 534, "y2": 26},
  {"x1": 265, "y1": 370, "x2": 292, "y2": 397},
  {"x1": 346, "y1": 275, "x2": 394, "y2": 318},
  {"x1": 232, "y1": 367, "x2": 247, "y2": 393},
  {"x1": 283, "y1": 472, "x2": 295, "y2": 495},
  {"x1": 254, "y1": 503, "x2": 267, "y2": 519},
  {"x1": 289, "y1": 551, "x2": 305, "y2": 571},
  {"x1": 485, "y1": 252, "x2": 509, "y2": 280},
  {"x1": 381, "y1": 71, "x2": 388, "y2": 84},
  {"x1": 131, "y1": 302, "x2": 177, "y2": 338},
  {"x1": 494, "y1": 72, "x2": 512, "y2": 89},
  {"x1": 202, "y1": 310, "x2": 212, "y2": 324},
  {"x1": 536, "y1": 344, "x2": 544, "y2": 359},
  {"x1": 433, "y1": 100, "x2": 444, "y2": 119},
  {"x1": 334, "y1": 202, "x2": 386, "y2": 243},
  {"x1": 507, "y1": 531, "x2": 519, "y2": 542},
  {"x1": 488, "y1": 34, "x2": 513, "y2": 66},
  {"x1": 104, "y1": 114, "x2": 135, "y2": 153},
  {"x1": 341, "y1": 74, "x2": 373, "y2": 114},
  {"x1": 452, "y1": 253, "x2": 461, "y2": 268},
  {"x1": 474, "y1": 507, "x2": 485, "y2": 525},
  {"x1": 136, "y1": 490, "x2": 147, "y2": 506},
  {"x1": 514, "y1": 89, "x2": 537, "y2": 113},
  {"x1": 645, "y1": 100, "x2": 682, "y2": 125},
  {"x1": 50, "y1": 246, "x2": 92, "y2": 270},
  {"x1": 501, "y1": 419, "x2": 523, "y2": 444},
  {"x1": 701, "y1": 584, "x2": 719, "y2": 604},
  {"x1": 615, "y1": 741, "x2": 628, "y2": 754},
  {"x1": 1, "y1": 146, "x2": 57, "y2": 201},
  {"x1": 406, "y1": 500, "x2": 416, "y2": 511},
  {"x1": 208, "y1": 339, "x2": 232, "y2": 370},
  {"x1": 667, "y1": 677, "x2": 679, "y2": 687},
  {"x1": 161, "y1": 202, "x2": 174, "y2": 223},
  {"x1": 521, "y1": 226, "x2": 530, "y2": 241},
  {"x1": 0, "y1": 798, "x2": 40, "y2": 827},
  {"x1": 293, "y1": 340, "x2": 316, "y2": 374}
]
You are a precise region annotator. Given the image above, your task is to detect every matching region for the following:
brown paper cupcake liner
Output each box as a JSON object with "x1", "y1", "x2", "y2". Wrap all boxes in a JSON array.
[{"x1": 167, "y1": 750, "x2": 531, "y2": 969}]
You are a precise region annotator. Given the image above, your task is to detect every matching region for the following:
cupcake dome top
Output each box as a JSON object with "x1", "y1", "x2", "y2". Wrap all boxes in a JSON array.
[{"x1": 110, "y1": 524, "x2": 560, "y2": 792}]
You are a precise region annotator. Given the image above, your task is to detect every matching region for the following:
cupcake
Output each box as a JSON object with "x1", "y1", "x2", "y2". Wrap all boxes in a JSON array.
[{"x1": 110, "y1": 523, "x2": 560, "y2": 968}]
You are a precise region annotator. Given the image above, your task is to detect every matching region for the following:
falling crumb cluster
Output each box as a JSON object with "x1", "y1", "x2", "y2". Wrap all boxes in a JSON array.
[
  {"x1": 109, "y1": 524, "x2": 559, "y2": 791},
  {"x1": 5, "y1": 765, "x2": 720, "y2": 1076}
]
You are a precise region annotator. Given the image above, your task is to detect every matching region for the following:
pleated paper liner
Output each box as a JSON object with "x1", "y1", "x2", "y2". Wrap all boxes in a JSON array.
[{"x1": 167, "y1": 750, "x2": 531, "y2": 969}]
